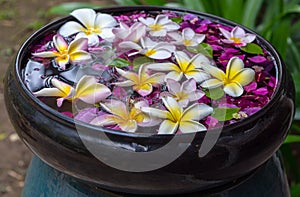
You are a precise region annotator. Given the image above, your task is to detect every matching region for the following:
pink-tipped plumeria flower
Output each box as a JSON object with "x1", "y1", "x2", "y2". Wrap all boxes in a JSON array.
[
  {"x1": 147, "y1": 51, "x2": 211, "y2": 82},
  {"x1": 119, "y1": 37, "x2": 175, "y2": 60},
  {"x1": 169, "y1": 27, "x2": 205, "y2": 47},
  {"x1": 201, "y1": 57, "x2": 255, "y2": 97},
  {"x1": 161, "y1": 78, "x2": 205, "y2": 107},
  {"x1": 139, "y1": 14, "x2": 180, "y2": 37},
  {"x1": 32, "y1": 35, "x2": 91, "y2": 70},
  {"x1": 141, "y1": 97, "x2": 213, "y2": 134},
  {"x1": 113, "y1": 22, "x2": 146, "y2": 43},
  {"x1": 58, "y1": 8, "x2": 118, "y2": 45},
  {"x1": 219, "y1": 26, "x2": 256, "y2": 47},
  {"x1": 114, "y1": 64, "x2": 165, "y2": 96},
  {"x1": 34, "y1": 76, "x2": 111, "y2": 107},
  {"x1": 90, "y1": 100, "x2": 160, "y2": 133}
]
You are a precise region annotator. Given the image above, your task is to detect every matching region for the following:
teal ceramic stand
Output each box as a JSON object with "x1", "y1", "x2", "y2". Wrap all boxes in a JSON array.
[{"x1": 22, "y1": 153, "x2": 290, "y2": 197}]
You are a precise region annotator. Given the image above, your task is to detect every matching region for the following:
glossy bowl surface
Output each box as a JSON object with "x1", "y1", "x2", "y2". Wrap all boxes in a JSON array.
[{"x1": 4, "y1": 6, "x2": 295, "y2": 195}]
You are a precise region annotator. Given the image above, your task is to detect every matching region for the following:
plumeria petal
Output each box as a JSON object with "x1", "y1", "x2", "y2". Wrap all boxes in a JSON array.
[
  {"x1": 33, "y1": 88, "x2": 66, "y2": 97},
  {"x1": 179, "y1": 120, "x2": 207, "y2": 133},
  {"x1": 165, "y1": 71, "x2": 184, "y2": 82},
  {"x1": 185, "y1": 70, "x2": 211, "y2": 82},
  {"x1": 224, "y1": 82, "x2": 244, "y2": 97},
  {"x1": 68, "y1": 38, "x2": 88, "y2": 53},
  {"x1": 232, "y1": 26, "x2": 245, "y2": 37},
  {"x1": 190, "y1": 53, "x2": 212, "y2": 69},
  {"x1": 58, "y1": 21, "x2": 84, "y2": 37},
  {"x1": 119, "y1": 120, "x2": 137, "y2": 133},
  {"x1": 226, "y1": 57, "x2": 244, "y2": 79},
  {"x1": 219, "y1": 28, "x2": 231, "y2": 39},
  {"x1": 183, "y1": 27, "x2": 195, "y2": 40},
  {"x1": 95, "y1": 13, "x2": 117, "y2": 28},
  {"x1": 149, "y1": 29, "x2": 167, "y2": 37},
  {"x1": 166, "y1": 78, "x2": 181, "y2": 95},
  {"x1": 53, "y1": 35, "x2": 68, "y2": 52},
  {"x1": 69, "y1": 50, "x2": 92, "y2": 62},
  {"x1": 147, "y1": 63, "x2": 180, "y2": 72},
  {"x1": 135, "y1": 83, "x2": 153, "y2": 97},
  {"x1": 75, "y1": 32, "x2": 99, "y2": 46},
  {"x1": 201, "y1": 78, "x2": 223, "y2": 89},
  {"x1": 56, "y1": 55, "x2": 70, "y2": 70},
  {"x1": 115, "y1": 67, "x2": 139, "y2": 83},
  {"x1": 32, "y1": 51, "x2": 57, "y2": 58},
  {"x1": 231, "y1": 68, "x2": 255, "y2": 86},
  {"x1": 51, "y1": 78, "x2": 73, "y2": 97},
  {"x1": 74, "y1": 76, "x2": 111, "y2": 104},
  {"x1": 99, "y1": 28, "x2": 115, "y2": 41},
  {"x1": 202, "y1": 65, "x2": 226, "y2": 80},
  {"x1": 141, "y1": 107, "x2": 170, "y2": 119},
  {"x1": 113, "y1": 80, "x2": 136, "y2": 87},
  {"x1": 162, "y1": 97, "x2": 183, "y2": 121},
  {"x1": 119, "y1": 41, "x2": 142, "y2": 51},
  {"x1": 158, "y1": 120, "x2": 179, "y2": 134},
  {"x1": 90, "y1": 114, "x2": 117, "y2": 126},
  {"x1": 181, "y1": 103, "x2": 213, "y2": 122},
  {"x1": 187, "y1": 90, "x2": 205, "y2": 101},
  {"x1": 71, "y1": 8, "x2": 96, "y2": 29},
  {"x1": 101, "y1": 100, "x2": 128, "y2": 119}
]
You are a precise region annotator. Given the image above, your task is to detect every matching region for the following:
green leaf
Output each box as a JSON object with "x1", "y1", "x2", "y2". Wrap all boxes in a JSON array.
[
  {"x1": 242, "y1": 0, "x2": 264, "y2": 29},
  {"x1": 47, "y1": 3, "x2": 102, "y2": 15},
  {"x1": 171, "y1": 17, "x2": 183, "y2": 24},
  {"x1": 212, "y1": 108, "x2": 240, "y2": 121},
  {"x1": 203, "y1": 87, "x2": 224, "y2": 100},
  {"x1": 133, "y1": 56, "x2": 154, "y2": 71},
  {"x1": 108, "y1": 58, "x2": 130, "y2": 68},
  {"x1": 240, "y1": 43, "x2": 264, "y2": 55},
  {"x1": 284, "y1": 134, "x2": 300, "y2": 144},
  {"x1": 113, "y1": 0, "x2": 142, "y2": 6},
  {"x1": 197, "y1": 43, "x2": 213, "y2": 58},
  {"x1": 291, "y1": 183, "x2": 300, "y2": 197},
  {"x1": 186, "y1": 46, "x2": 198, "y2": 54}
]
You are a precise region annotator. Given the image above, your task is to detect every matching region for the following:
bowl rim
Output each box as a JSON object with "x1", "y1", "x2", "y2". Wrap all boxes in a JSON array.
[{"x1": 14, "y1": 5, "x2": 285, "y2": 138}]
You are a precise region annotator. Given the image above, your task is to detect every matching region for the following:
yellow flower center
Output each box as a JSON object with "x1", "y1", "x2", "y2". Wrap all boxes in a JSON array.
[
  {"x1": 129, "y1": 107, "x2": 144, "y2": 123},
  {"x1": 183, "y1": 39, "x2": 192, "y2": 46},
  {"x1": 145, "y1": 49, "x2": 156, "y2": 57},
  {"x1": 230, "y1": 37, "x2": 241, "y2": 44},
  {"x1": 84, "y1": 27, "x2": 101, "y2": 35},
  {"x1": 149, "y1": 24, "x2": 163, "y2": 31}
]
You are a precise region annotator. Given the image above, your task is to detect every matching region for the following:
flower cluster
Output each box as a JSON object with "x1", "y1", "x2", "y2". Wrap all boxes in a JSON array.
[{"x1": 29, "y1": 9, "x2": 277, "y2": 134}]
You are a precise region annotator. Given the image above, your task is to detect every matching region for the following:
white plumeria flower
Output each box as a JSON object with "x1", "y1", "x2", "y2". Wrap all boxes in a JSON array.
[
  {"x1": 147, "y1": 51, "x2": 211, "y2": 82},
  {"x1": 32, "y1": 35, "x2": 91, "y2": 70},
  {"x1": 58, "y1": 8, "x2": 118, "y2": 45},
  {"x1": 114, "y1": 64, "x2": 165, "y2": 96},
  {"x1": 113, "y1": 22, "x2": 146, "y2": 43},
  {"x1": 139, "y1": 14, "x2": 180, "y2": 37},
  {"x1": 90, "y1": 100, "x2": 160, "y2": 133},
  {"x1": 201, "y1": 57, "x2": 255, "y2": 97},
  {"x1": 119, "y1": 37, "x2": 176, "y2": 60},
  {"x1": 34, "y1": 76, "x2": 111, "y2": 107},
  {"x1": 219, "y1": 26, "x2": 256, "y2": 47},
  {"x1": 169, "y1": 27, "x2": 205, "y2": 47},
  {"x1": 160, "y1": 78, "x2": 204, "y2": 107},
  {"x1": 142, "y1": 97, "x2": 213, "y2": 134}
]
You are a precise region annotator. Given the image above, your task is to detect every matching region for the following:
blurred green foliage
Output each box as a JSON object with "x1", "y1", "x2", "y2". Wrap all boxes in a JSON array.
[{"x1": 48, "y1": 0, "x2": 300, "y2": 195}]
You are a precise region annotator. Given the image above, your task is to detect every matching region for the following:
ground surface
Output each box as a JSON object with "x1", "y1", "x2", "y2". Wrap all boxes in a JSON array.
[{"x1": 0, "y1": 1, "x2": 111, "y2": 196}]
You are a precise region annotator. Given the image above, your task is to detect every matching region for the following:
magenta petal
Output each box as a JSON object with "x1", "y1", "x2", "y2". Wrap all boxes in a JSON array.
[
  {"x1": 75, "y1": 107, "x2": 99, "y2": 123},
  {"x1": 253, "y1": 87, "x2": 269, "y2": 95},
  {"x1": 248, "y1": 56, "x2": 267, "y2": 63},
  {"x1": 205, "y1": 116, "x2": 219, "y2": 128},
  {"x1": 244, "y1": 82, "x2": 257, "y2": 92}
]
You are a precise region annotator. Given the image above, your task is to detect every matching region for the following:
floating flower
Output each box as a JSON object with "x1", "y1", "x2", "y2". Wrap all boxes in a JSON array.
[
  {"x1": 160, "y1": 78, "x2": 204, "y2": 107},
  {"x1": 169, "y1": 27, "x2": 205, "y2": 47},
  {"x1": 34, "y1": 75, "x2": 111, "y2": 107},
  {"x1": 90, "y1": 100, "x2": 160, "y2": 132},
  {"x1": 201, "y1": 57, "x2": 255, "y2": 97},
  {"x1": 219, "y1": 26, "x2": 256, "y2": 47},
  {"x1": 32, "y1": 35, "x2": 91, "y2": 70},
  {"x1": 142, "y1": 97, "x2": 213, "y2": 134},
  {"x1": 119, "y1": 37, "x2": 175, "y2": 59},
  {"x1": 58, "y1": 8, "x2": 118, "y2": 45},
  {"x1": 147, "y1": 51, "x2": 211, "y2": 82},
  {"x1": 113, "y1": 22, "x2": 146, "y2": 43},
  {"x1": 139, "y1": 14, "x2": 180, "y2": 37},
  {"x1": 114, "y1": 64, "x2": 165, "y2": 96}
]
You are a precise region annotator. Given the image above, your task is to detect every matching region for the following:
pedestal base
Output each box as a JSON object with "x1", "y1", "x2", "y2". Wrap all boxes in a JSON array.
[{"x1": 21, "y1": 153, "x2": 290, "y2": 197}]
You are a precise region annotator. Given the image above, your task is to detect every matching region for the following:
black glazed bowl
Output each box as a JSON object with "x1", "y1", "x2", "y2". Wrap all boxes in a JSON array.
[{"x1": 4, "y1": 6, "x2": 295, "y2": 195}]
